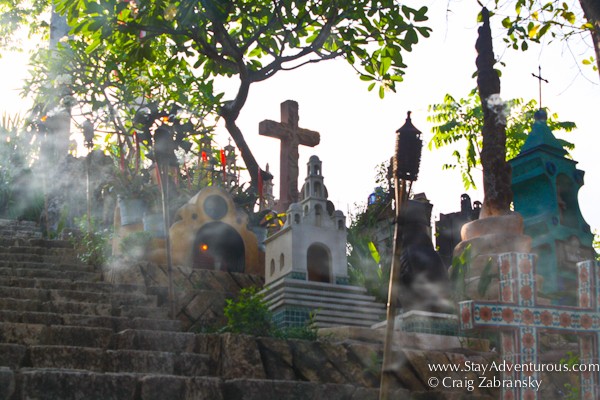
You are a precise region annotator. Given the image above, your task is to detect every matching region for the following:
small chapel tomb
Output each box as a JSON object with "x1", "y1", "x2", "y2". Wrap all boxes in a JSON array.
[{"x1": 262, "y1": 156, "x2": 386, "y2": 328}]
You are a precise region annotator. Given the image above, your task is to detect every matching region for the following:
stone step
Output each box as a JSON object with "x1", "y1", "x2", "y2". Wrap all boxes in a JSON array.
[
  {"x1": 14, "y1": 371, "x2": 383, "y2": 400},
  {"x1": 0, "y1": 276, "x2": 147, "y2": 294},
  {"x1": 0, "y1": 285, "x2": 158, "y2": 307},
  {"x1": 0, "y1": 343, "x2": 26, "y2": 369},
  {"x1": 267, "y1": 289, "x2": 386, "y2": 311},
  {"x1": 0, "y1": 245, "x2": 77, "y2": 256},
  {"x1": 16, "y1": 369, "x2": 138, "y2": 400},
  {"x1": 28, "y1": 346, "x2": 210, "y2": 376},
  {"x1": 0, "y1": 298, "x2": 169, "y2": 319},
  {"x1": 0, "y1": 260, "x2": 94, "y2": 273},
  {"x1": 113, "y1": 329, "x2": 199, "y2": 353},
  {"x1": 28, "y1": 239, "x2": 74, "y2": 249},
  {"x1": 0, "y1": 310, "x2": 181, "y2": 332},
  {"x1": 0, "y1": 253, "x2": 80, "y2": 265},
  {"x1": 0, "y1": 322, "x2": 113, "y2": 348},
  {"x1": 263, "y1": 279, "x2": 380, "y2": 303},
  {"x1": 313, "y1": 307, "x2": 384, "y2": 323},
  {"x1": 0, "y1": 266, "x2": 102, "y2": 281}
]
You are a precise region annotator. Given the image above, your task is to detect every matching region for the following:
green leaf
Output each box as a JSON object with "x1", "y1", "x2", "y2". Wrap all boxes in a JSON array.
[{"x1": 367, "y1": 241, "x2": 380, "y2": 264}]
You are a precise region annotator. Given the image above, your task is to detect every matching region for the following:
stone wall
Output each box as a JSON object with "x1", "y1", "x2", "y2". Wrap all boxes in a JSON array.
[{"x1": 105, "y1": 261, "x2": 264, "y2": 331}]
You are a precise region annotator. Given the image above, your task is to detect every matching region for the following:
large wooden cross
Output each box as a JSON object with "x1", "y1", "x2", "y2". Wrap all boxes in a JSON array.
[
  {"x1": 460, "y1": 254, "x2": 600, "y2": 400},
  {"x1": 259, "y1": 100, "x2": 320, "y2": 212}
]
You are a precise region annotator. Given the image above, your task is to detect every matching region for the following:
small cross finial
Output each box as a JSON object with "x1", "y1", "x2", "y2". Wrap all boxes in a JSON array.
[{"x1": 531, "y1": 66, "x2": 549, "y2": 108}]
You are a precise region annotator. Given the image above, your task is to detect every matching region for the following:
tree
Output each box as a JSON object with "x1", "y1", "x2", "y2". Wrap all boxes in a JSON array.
[
  {"x1": 51, "y1": 0, "x2": 432, "y2": 189},
  {"x1": 491, "y1": 0, "x2": 600, "y2": 74},
  {"x1": 25, "y1": 35, "x2": 219, "y2": 148},
  {"x1": 428, "y1": 90, "x2": 575, "y2": 190}
]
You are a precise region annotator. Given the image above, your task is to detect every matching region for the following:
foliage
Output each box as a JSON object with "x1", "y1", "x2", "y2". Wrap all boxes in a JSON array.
[
  {"x1": 489, "y1": 0, "x2": 600, "y2": 73},
  {"x1": 50, "y1": 0, "x2": 432, "y2": 188},
  {"x1": 223, "y1": 287, "x2": 274, "y2": 337},
  {"x1": 273, "y1": 312, "x2": 319, "y2": 341},
  {"x1": 449, "y1": 244, "x2": 472, "y2": 302},
  {"x1": 0, "y1": 0, "x2": 49, "y2": 52},
  {"x1": 69, "y1": 218, "x2": 112, "y2": 268},
  {"x1": 106, "y1": 166, "x2": 159, "y2": 205},
  {"x1": 428, "y1": 90, "x2": 576, "y2": 190},
  {"x1": 119, "y1": 230, "x2": 153, "y2": 261},
  {"x1": 346, "y1": 201, "x2": 393, "y2": 303},
  {"x1": 0, "y1": 113, "x2": 44, "y2": 221},
  {"x1": 594, "y1": 230, "x2": 600, "y2": 261},
  {"x1": 559, "y1": 351, "x2": 580, "y2": 399},
  {"x1": 24, "y1": 36, "x2": 219, "y2": 160},
  {"x1": 222, "y1": 286, "x2": 318, "y2": 340}
]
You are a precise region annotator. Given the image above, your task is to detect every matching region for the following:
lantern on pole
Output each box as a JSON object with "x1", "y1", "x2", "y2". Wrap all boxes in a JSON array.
[
  {"x1": 152, "y1": 125, "x2": 178, "y2": 320},
  {"x1": 379, "y1": 111, "x2": 423, "y2": 400}
]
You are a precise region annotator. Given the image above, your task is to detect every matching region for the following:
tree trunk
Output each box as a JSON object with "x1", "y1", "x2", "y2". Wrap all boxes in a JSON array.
[
  {"x1": 475, "y1": 8, "x2": 513, "y2": 218},
  {"x1": 579, "y1": 0, "x2": 600, "y2": 74},
  {"x1": 222, "y1": 113, "x2": 269, "y2": 189},
  {"x1": 219, "y1": 75, "x2": 272, "y2": 192}
]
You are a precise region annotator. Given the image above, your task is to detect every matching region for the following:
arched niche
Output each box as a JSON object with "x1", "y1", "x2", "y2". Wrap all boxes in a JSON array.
[
  {"x1": 193, "y1": 221, "x2": 245, "y2": 272},
  {"x1": 556, "y1": 173, "x2": 578, "y2": 228},
  {"x1": 306, "y1": 243, "x2": 331, "y2": 283}
]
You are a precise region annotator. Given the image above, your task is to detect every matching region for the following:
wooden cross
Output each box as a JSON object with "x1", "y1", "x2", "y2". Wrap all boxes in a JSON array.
[
  {"x1": 460, "y1": 254, "x2": 600, "y2": 400},
  {"x1": 259, "y1": 100, "x2": 320, "y2": 212},
  {"x1": 531, "y1": 66, "x2": 549, "y2": 108}
]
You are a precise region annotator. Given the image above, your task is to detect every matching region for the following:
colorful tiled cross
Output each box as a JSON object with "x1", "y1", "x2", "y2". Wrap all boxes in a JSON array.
[{"x1": 459, "y1": 253, "x2": 600, "y2": 400}]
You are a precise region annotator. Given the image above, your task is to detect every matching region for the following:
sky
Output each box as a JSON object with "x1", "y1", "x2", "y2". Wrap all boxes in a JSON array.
[{"x1": 0, "y1": 0, "x2": 598, "y2": 232}]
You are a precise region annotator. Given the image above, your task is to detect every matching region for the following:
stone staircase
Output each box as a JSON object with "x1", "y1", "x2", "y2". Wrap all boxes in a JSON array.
[
  {"x1": 0, "y1": 219, "x2": 500, "y2": 400},
  {"x1": 0, "y1": 220, "x2": 217, "y2": 399},
  {"x1": 0, "y1": 220, "x2": 395, "y2": 400}
]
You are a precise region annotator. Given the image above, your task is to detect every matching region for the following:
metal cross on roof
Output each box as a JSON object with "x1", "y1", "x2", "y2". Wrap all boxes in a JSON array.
[{"x1": 531, "y1": 66, "x2": 549, "y2": 108}]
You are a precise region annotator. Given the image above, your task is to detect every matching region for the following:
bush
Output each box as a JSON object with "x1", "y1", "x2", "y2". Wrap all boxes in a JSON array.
[
  {"x1": 119, "y1": 230, "x2": 154, "y2": 261},
  {"x1": 223, "y1": 287, "x2": 273, "y2": 337},
  {"x1": 70, "y1": 218, "x2": 112, "y2": 268},
  {"x1": 222, "y1": 287, "x2": 319, "y2": 340}
]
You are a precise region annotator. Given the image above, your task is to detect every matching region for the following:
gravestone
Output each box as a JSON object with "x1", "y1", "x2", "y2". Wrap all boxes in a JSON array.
[
  {"x1": 460, "y1": 254, "x2": 600, "y2": 400},
  {"x1": 435, "y1": 194, "x2": 481, "y2": 268},
  {"x1": 259, "y1": 100, "x2": 320, "y2": 213},
  {"x1": 509, "y1": 109, "x2": 594, "y2": 304}
]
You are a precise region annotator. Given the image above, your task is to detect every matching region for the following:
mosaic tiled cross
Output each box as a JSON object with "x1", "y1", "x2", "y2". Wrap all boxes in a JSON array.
[{"x1": 459, "y1": 253, "x2": 600, "y2": 400}]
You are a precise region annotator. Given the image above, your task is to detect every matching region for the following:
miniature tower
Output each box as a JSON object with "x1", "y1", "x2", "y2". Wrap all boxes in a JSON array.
[
  {"x1": 263, "y1": 156, "x2": 385, "y2": 328},
  {"x1": 261, "y1": 164, "x2": 276, "y2": 211},
  {"x1": 265, "y1": 155, "x2": 347, "y2": 284},
  {"x1": 223, "y1": 139, "x2": 239, "y2": 188},
  {"x1": 509, "y1": 109, "x2": 594, "y2": 304}
]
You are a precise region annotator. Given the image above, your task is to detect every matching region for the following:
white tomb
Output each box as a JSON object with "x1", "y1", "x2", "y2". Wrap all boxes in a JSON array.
[{"x1": 262, "y1": 156, "x2": 385, "y2": 328}]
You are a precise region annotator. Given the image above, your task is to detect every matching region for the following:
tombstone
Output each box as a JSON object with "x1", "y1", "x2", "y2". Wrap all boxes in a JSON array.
[
  {"x1": 169, "y1": 186, "x2": 262, "y2": 275},
  {"x1": 460, "y1": 254, "x2": 600, "y2": 400},
  {"x1": 259, "y1": 100, "x2": 320, "y2": 213},
  {"x1": 399, "y1": 198, "x2": 453, "y2": 314},
  {"x1": 509, "y1": 109, "x2": 594, "y2": 304},
  {"x1": 262, "y1": 156, "x2": 385, "y2": 328},
  {"x1": 436, "y1": 194, "x2": 481, "y2": 267}
]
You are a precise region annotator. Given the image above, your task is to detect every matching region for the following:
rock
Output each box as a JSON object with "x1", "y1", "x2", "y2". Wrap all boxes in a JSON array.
[
  {"x1": 257, "y1": 337, "x2": 296, "y2": 380},
  {"x1": 289, "y1": 340, "x2": 346, "y2": 384},
  {"x1": 218, "y1": 333, "x2": 266, "y2": 380}
]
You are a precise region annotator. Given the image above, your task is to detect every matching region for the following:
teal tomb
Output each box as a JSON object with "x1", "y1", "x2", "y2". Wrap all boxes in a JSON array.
[{"x1": 509, "y1": 109, "x2": 594, "y2": 304}]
